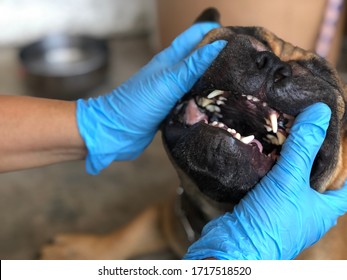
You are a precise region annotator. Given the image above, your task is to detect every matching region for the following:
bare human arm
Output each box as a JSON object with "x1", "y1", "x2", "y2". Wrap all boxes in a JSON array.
[
  {"x1": 0, "y1": 96, "x2": 86, "y2": 172},
  {"x1": 0, "y1": 23, "x2": 226, "y2": 174}
]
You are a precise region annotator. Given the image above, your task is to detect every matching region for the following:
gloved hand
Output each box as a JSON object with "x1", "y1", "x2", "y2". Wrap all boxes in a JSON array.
[
  {"x1": 184, "y1": 102, "x2": 347, "y2": 260},
  {"x1": 76, "y1": 22, "x2": 226, "y2": 174}
]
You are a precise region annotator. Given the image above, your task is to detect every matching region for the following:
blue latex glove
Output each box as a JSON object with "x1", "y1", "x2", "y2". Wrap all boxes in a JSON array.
[
  {"x1": 76, "y1": 23, "x2": 226, "y2": 174},
  {"x1": 184, "y1": 103, "x2": 347, "y2": 260}
]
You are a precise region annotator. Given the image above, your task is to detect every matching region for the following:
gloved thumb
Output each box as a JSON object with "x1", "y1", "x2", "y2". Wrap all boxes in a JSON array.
[
  {"x1": 167, "y1": 40, "x2": 228, "y2": 98},
  {"x1": 270, "y1": 103, "x2": 331, "y2": 185}
]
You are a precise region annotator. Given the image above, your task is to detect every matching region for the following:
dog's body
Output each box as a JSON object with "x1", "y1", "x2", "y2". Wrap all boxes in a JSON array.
[{"x1": 41, "y1": 8, "x2": 347, "y2": 260}]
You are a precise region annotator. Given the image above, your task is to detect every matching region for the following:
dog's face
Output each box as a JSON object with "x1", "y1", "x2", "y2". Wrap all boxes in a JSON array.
[{"x1": 162, "y1": 9, "x2": 347, "y2": 204}]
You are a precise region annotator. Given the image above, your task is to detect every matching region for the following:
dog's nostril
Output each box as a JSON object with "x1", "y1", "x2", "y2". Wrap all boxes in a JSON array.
[
  {"x1": 274, "y1": 65, "x2": 292, "y2": 83},
  {"x1": 255, "y1": 51, "x2": 292, "y2": 82},
  {"x1": 255, "y1": 51, "x2": 273, "y2": 70}
]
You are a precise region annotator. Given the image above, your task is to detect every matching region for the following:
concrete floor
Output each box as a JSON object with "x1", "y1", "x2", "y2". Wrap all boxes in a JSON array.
[{"x1": 0, "y1": 35, "x2": 179, "y2": 259}]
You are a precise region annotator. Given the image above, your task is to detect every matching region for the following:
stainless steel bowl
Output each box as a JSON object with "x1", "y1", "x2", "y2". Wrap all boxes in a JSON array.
[{"x1": 19, "y1": 34, "x2": 109, "y2": 100}]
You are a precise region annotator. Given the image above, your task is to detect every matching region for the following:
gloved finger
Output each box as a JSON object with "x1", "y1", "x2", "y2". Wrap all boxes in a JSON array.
[
  {"x1": 321, "y1": 180, "x2": 347, "y2": 214},
  {"x1": 166, "y1": 39, "x2": 227, "y2": 99},
  {"x1": 154, "y1": 22, "x2": 221, "y2": 67},
  {"x1": 270, "y1": 103, "x2": 331, "y2": 185}
]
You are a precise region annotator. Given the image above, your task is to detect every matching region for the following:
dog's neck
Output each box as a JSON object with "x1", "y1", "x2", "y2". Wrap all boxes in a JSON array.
[{"x1": 176, "y1": 168, "x2": 235, "y2": 237}]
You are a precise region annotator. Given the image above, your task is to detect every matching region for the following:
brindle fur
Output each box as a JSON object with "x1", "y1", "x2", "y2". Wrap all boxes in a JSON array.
[{"x1": 40, "y1": 8, "x2": 347, "y2": 260}]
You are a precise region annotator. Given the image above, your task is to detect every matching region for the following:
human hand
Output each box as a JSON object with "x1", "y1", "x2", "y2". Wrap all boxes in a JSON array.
[
  {"x1": 184, "y1": 103, "x2": 347, "y2": 260},
  {"x1": 76, "y1": 23, "x2": 227, "y2": 174}
]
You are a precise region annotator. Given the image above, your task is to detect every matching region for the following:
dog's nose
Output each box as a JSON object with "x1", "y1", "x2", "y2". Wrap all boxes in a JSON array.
[{"x1": 255, "y1": 51, "x2": 292, "y2": 83}]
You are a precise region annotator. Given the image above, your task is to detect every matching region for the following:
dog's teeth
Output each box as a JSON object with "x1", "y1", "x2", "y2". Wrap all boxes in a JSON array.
[
  {"x1": 199, "y1": 97, "x2": 214, "y2": 107},
  {"x1": 264, "y1": 125, "x2": 272, "y2": 132},
  {"x1": 206, "y1": 105, "x2": 221, "y2": 113},
  {"x1": 270, "y1": 113, "x2": 278, "y2": 133},
  {"x1": 276, "y1": 131, "x2": 286, "y2": 145},
  {"x1": 235, "y1": 133, "x2": 241, "y2": 140},
  {"x1": 218, "y1": 96, "x2": 227, "y2": 101},
  {"x1": 216, "y1": 100, "x2": 225, "y2": 106},
  {"x1": 229, "y1": 128, "x2": 236, "y2": 134},
  {"x1": 214, "y1": 105, "x2": 221, "y2": 112},
  {"x1": 246, "y1": 95, "x2": 253, "y2": 100},
  {"x1": 207, "y1": 90, "x2": 224, "y2": 99},
  {"x1": 206, "y1": 105, "x2": 215, "y2": 112},
  {"x1": 252, "y1": 97, "x2": 260, "y2": 102},
  {"x1": 240, "y1": 135, "x2": 255, "y2": 144},
  {"x1": 218, "y1": 123, "x2": 225, "y2": 128},
  {"x1": 212, "y1": 121, "x2": 218, "y2": 126},
  {"x1": 263, "y1": 102, "x2": 268, "y2": 107},
  {"x1": 267, "y1": 134, "x2": 279, "y2": 145}
]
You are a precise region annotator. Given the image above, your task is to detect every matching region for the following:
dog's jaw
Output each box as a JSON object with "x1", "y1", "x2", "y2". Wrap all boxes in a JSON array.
[{"x1": 162, "y1": 23, "x2": 346, "y2": 204}]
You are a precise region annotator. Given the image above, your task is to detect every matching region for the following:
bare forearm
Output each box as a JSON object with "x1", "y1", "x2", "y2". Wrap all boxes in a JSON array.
[{"x1": 0, "y1": 95, "x2": 87, "y2": 172}]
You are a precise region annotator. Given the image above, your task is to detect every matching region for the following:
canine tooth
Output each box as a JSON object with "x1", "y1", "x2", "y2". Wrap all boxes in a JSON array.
[
  {"x1": 199, "y1": 97, "x2": 214, "y2": 107},
  {"x1": 235, "y1": 133, "x2": 241, "y2": 140},
  {"x1": 216, "y1": 100, "x2": 225, "y2": 106},
  {"x1": 207, "y1": 90, "x2": 224, "y2": 99},
  {"x1": 241, "y1": 135, "x2": 255, "y2": 144},
  {"x1": 246, "y1": 95, "x2": 253, "y2": 100},
  {"x1": 218, "y1": 96, "x2": 227, "y2": 101},
  {"x1": 276, "y1": 131, "x2": 286, "y2": 145},
  {"x1": 270, "y1": 113, "x2": 278, "y2": 133}
]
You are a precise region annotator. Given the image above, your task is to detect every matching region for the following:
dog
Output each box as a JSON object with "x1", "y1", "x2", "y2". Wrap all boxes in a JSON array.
[{"x1": 41, "y1": 8, "x2": 347, "y2": 260}]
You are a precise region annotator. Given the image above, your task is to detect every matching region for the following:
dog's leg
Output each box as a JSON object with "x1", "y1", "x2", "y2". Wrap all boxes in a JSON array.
[{"x1": 40, "y1": 205, "x2": 169, "y2": 259}]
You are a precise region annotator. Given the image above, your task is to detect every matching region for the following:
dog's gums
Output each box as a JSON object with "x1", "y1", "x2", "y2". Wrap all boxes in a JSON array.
[{"x1": 183, "y1": 89, "x2": 294, "y2": 160}]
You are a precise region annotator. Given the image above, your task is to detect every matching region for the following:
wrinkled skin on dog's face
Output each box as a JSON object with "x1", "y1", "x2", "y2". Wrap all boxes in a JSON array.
[{"x1": 162, "y1": 20, "x2": 347, "y2": 203}]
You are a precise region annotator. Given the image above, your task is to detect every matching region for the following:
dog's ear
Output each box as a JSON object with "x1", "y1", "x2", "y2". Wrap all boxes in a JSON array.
[{"x1": 194, "y1": 7, "x2": 221, "y2": 24}]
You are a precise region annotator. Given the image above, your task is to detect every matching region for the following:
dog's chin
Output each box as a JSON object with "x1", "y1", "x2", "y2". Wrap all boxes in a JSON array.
[
  {"x1": 167, "y1": 123, "x2": 275, "y2": 203},
  {"x1": 162, "y1": 88, "x2": 294, "y2": 203}
]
